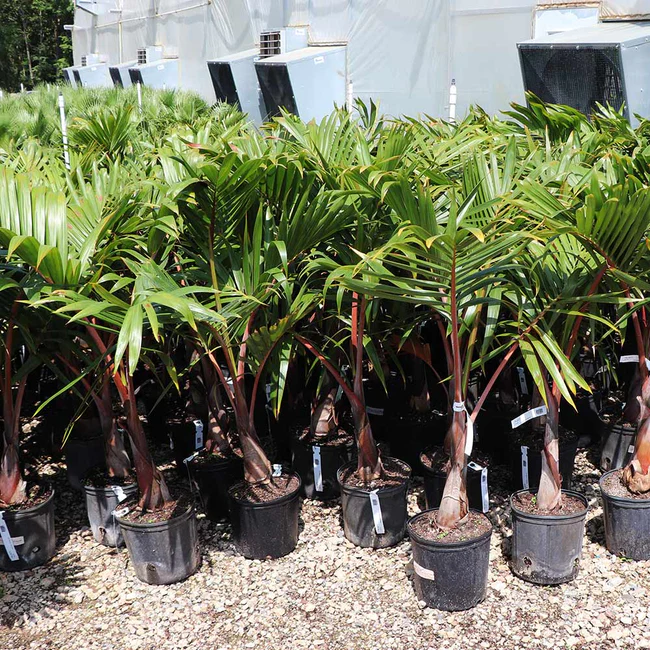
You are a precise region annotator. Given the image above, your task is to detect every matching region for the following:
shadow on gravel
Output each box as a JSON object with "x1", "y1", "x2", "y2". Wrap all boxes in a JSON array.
[{"x1": 586, "y1": 513, "x2": 606, "y2": 547}]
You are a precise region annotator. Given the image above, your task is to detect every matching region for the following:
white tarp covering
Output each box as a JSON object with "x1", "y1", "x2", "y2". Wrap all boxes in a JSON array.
[
  {"x1": 73, "y1": 0, "x2": 592, "y2": 119},
  {"x1": 601, "y1": 1, "x2": 650, "y2": 18}
]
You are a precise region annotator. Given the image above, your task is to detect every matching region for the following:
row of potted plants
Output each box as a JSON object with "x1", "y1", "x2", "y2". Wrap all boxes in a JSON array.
[{"x1": 1, "y1": 88, "x2": 650, "y2": 611}]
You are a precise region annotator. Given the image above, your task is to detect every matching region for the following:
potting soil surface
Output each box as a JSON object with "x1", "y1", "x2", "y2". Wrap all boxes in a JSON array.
[
  {"x1": 339, "y1": 457, "x2": 410, "y2": 489},
  {"x1": 410, "y1": 510, "x2": 492, "y2": 543},
  {"x1": 512, "y1": 491, "x2": 586, "y2": 515},
  {"x1": 601, "y1": 468, "x2": 650, "y2": 500},
  {"x1": 229, "y1": 474, "x2": 300, "y2": 503}
]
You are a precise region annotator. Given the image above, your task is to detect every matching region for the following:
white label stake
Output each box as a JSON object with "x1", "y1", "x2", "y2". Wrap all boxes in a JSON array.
[
  {"x1": 111, "y1": 485, "x2": 127, "y2": 503},
  {"x1": 469, "y1": 462, "x2": 489, "y2": 513},
  {"x1": 366, "y1": 406, "x2": 384, "y2": 416},
  {"x1": 369, "y1": 490, "x2": 385, "y2": 534},
  {"x1": 193, "y1": 420, "x2": 204, "y2": 450},
  {"x1": 620, "y1": 355, "x2": 650, "y2": 371},
  {"x1": 454, "y1": 402, "x2": 474, "y2": 456},
  {"x1": 272, "y1": 464, "x2": 283, "y2": 477},
  {"x1": 0, "y1": 513, "x2": 19, "y2": 561},
  {"x1": 312, "y1": 446, "x2": 323, "y2": 492},
  {"x1": 628, "y1": 444, "x2": 635, "y2": 455},
  {"x1": 511, "y1": 406, "x2": 548, "y2": 429},
  {"x1": 521, "y1": 446, "x2": 530, "y2": 490},
  {"x1": 112, "y1": 507, "x2": 129, "y2": 519},
  {"x1": 517, "y1": 367, "x2": 528, "y2": 395},
  {"x1": 58, "y1": 93, "x2": 71, "y2": 171}
]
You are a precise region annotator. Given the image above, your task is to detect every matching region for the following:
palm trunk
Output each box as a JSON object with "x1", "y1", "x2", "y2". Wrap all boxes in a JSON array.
[
  {"x1": 310, "y1": 385, "x2": 338, "y2": 439},
  {"x1": 98, "y1": 381, "x2": 131, "y2": 479},
  {"x1": 437, "y1": 410, "x2": 469, "y2": 529},
  {"x1": 199, "y1": 356, "x2": 230, "y2": 455},
  {"x1": 536, "y1": 377, "x2": 562, "y2": 511}
]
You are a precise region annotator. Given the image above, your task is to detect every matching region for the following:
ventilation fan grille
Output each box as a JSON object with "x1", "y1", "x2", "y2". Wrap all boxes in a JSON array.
[
  {"x1": 81, "y1": 56, "x2": 88, "y2": 67},
  {"x1": 137, "y1": 48, "x2": 147, "y2": 65},
  {"x1": 260, "y1": 31, "x2": 282, "y2": 59},
  {"x1": 520, "y1": 46, "x2": 626, "y2": 118}
]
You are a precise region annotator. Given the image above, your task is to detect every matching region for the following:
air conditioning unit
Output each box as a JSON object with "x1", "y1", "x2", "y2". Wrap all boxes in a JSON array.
[
  {"x1": 207, "y1": 49, "x2": 265, "y2": 124},
  {"x1": 73, "y1": 53, "x2": 111, "y2": 88},
  {"x1": 518, "y1": 22, "x2": 650, "y2": 125},
  {"x1": 63, "y1": 66, "x2": 81, "y2": 87},
  {"x1": 259, "y1": 27, "x2": 309, "y2": 58},
  {"x1": 128, "y1": 46, "x2": 179, "y2": 89},
  {"x1": 109, "y1": 61, "x2": 137, "y2": 88},
  {"x1": 255, "y1": 46, "x2": 346, "y2": 122}
]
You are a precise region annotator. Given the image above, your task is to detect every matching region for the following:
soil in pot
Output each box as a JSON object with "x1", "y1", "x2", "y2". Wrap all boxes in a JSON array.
[
  {"x1": 291, "y1": 425, "x2": 355, "y2": 500},
  {"x1": 600, "y1": 421, "x2": 636, "y2": 472},
  {"x1": 337, "y1": 457, "x2": 411, "y2": 549},
  {"x1": 509, "y1": 426, "x2": 578, "y2": 491},
  {"x1": 600, "y1": 468, "x2": 650, "y2": 560},
  {"x1": 387, "y1": 410, "x2": 446, "y2": 475},
  {"x1": 116, "y1": 492, "x2": 200, "y2": 585},
  {"x1": 187, "y1": 451, "x2": 243, "y2": 521},
  {"x1": 510, "y1": 489, "x2": 588, "y2": 585},
  {"x1": 228, "y1": 473, "x2": 302, "y2": 560},
  {"x1": 82, "y1": 469, "x2": 138, "y2": 547},
  {"x1": 420, "y1": 447, "x2": 490, "y2": 512},
  {"x1": 0, "y1": 483, "x2": 56, "y2": 572},
  {"x1": 408, "y1": 509, "x2": 492, "y2": 611}
]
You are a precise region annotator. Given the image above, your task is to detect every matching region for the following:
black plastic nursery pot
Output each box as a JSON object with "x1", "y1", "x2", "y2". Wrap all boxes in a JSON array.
[
  {"x1": 188, "y1": 455, "x2": 243, "y2": 521},
  {"x1": 0, "y1": 488, "x2": 56, "y2": 572},
  {"x1": 83, "y1": 482, "x2": 139, "y2": 547},
  {"x1": 116, "y1": 503, "x2": 200, "y2": 585},
  {"x1": 337, "y1": 459, "x2": 411, "y2": 549},
  {"x1": 600, "y1": 469, "x2": 650, "y2": 560},
  {"x1": 407, "y1": 509, "x2": 492, "y2": 611},
  {"x1": 387, "y1": 412, "x2": 446, "y2": 476},
  {"x1": 510, "y1": 489, "x2": 588, "y2": 585},
  {"x1": 600, "y1": 423, "x2": 635, "y2": 472},
  {"x1": 65, "y1": 434, "x2": 106, "y2": 490},
  {"x1": 228, "y1": 473, "x2": 302, "y2": 560},
  {"x1": 291, "y1": 437, "x2": 354, "y2": 500},
  {"x1": 421, "y1": 458, "x2": 487, "y2": 512},
  {"x1": 510, "y1": 436, "x2": 579, "y2": 491}
]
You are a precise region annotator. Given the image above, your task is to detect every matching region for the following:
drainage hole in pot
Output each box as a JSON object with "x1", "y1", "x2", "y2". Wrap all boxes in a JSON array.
[
  {"x1": 523, "y1": 556, "x2": 532, "y2": 567},
  {"x1": 146, "y1": 563, "x2": 157, "y2": 574}
]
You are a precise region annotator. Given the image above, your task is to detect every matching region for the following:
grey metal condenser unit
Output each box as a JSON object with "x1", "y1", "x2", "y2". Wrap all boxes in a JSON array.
[
  {"x1": 255, "y1": 46, "x2": 346, "y2": 123},
  {"x1": 128, "y1": 47, "x2": 179, "y2": 89},
  {"x1": 207, "y1": 50, "x2": 265, "y2": 124},
  {"x1": 110, "y1": 61, "x2": 137, "y2": 88},
  {"x1": 63, "y1": 66, "x2": 80, "y2": 87},
  {"x1": 518, "y1": 22, "x2": 650, "y2": 124}
]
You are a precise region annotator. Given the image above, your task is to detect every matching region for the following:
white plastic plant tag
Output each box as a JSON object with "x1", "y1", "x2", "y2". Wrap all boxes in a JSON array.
[
  {"x1": 0, "y1": 513, "x2": 19, "y2": 561},
  {"x1": 111, "y1": 486, "x2": 127, "y2": 503},
  {"x1": 467, "y1": 461, "x2": 483, "y2": 472},
  {"x1": 112, "y1": 507, "x2": 129, "y2": 518},
  {"x1": 521, "y1": 446, "x2": 530, "y2": 490},
  {"x1": 517, "y1": 367, "x2": 528, "y2": 395},
  {"x1": 183, "y1": 451, "x2": 199, "y2": 464},
  {"x1": 480, "y1": 468, "x2": 489, "y2": 513},
  {"x1": 628, "y1": 444, "x2": 636, "y2": 455},
  {"x1": 366, "y1": 406, "x2": 384, "y2": 416},
  {"x1": 464, "y1": 416, "x2": 474, "y2": 456},
  {"x1": 193, "y1": 420, "x2": 204, "y2": 450},
  {"x1": 413, "y1": 561, "x2": 435, "y2": 581},
  {"x1": 272, "y1": 464, "x2": 283, "y2": 477},
  {"x1": 369, "y1": 490, "x2": 385, "y2": 534},
  {"x1": 265, "y1": 383, "x2": 272, "y2": 404},
  {"x1": 0, "y1": 536, "x2": 24, "y2": 547},
  {"x1": 312, "y1": 446, "x2": 323, "y2": 492},
  {"x1": 168, "y1": 433, "x2": 174, "y2": 451},
  {"x1": 511, "y1": 406, "x2": 548, "y2": 429},
  {"x1": 619, "y1": 354, "x2": 650, "y2": 370}
]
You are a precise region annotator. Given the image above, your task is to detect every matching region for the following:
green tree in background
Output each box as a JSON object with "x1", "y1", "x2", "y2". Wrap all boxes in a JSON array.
[{"x1": 0, "y1": 0, "x2": 73, "y2": 92}]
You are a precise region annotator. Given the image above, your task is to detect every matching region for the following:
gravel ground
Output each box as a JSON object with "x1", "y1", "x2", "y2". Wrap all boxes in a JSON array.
[{"x1": 1, "y1": 447, "x2": 649, "y2": 650}]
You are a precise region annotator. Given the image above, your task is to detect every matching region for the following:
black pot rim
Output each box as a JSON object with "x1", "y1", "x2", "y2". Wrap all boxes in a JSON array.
[
  {"x1": 116, "y1": 501, "x2": 194, "y2": 531},
  {"x1": 1, "y1": 485, "x2": 55, "y2": 519},
  {"x1": 228, "y1": 472, "x2": 302, "y2": 508},
  {"x1": 599, "y1": 468, "x2": 650, "y2": 505},
  {"x1": 189, "y1": 453, "x2": 241, "y2": 472},
  {"x1": 407, "y1": 508, "x2": 492, "y2": 549},
  {"x1": 82, "y1": 481, "x2": 139, "y2": 497},
  {"x1": 337, "y1": 457, "x2": 411, "y2": 496},
  {"x1": 510, "y1": 488, "x2": 588, "y2": 520}
]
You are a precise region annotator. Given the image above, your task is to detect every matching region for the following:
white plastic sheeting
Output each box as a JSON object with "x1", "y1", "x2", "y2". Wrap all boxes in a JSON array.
[
  {"x1": 72, "y1": 0, "x2": 586, "y2": 119},
  {"x1": 601, "y1": 1, "x2": 650, "y2": 18}
]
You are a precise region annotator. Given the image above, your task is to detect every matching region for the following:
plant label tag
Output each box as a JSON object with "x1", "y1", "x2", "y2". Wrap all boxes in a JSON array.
[
  {"x1": 265, "y1": 383, "x2": 272, "y2": 404},
  {"x1": 111, "y1": 486, "x2": 127, "y2": 503},
  {"x1": 511, "y1": 406, "x2": 547, "y2": 429},
  {"x1": 467, "y1": 461, "x2": 483, "y2": 472},
  {"x1": 168, "y1": 433, "x2": 174, "y2": 450},
  {"x1": 521, "y1": 446, "x2": 529, "y2": 490},
  {"x1": 0, "y1": 513, "x2": 19, "y2": 561},
  {"x1": 312, "y1": 446, "x2": 323, "y2": 492},
  {"x1": 628, "y1": 444, "x2": 636, "y2": 455},
  {"x1": 272, "y1": 464, "x2": 283, "y2": 477},
  {"x1": 413, "y1": 561, "x2": 435, "y2": 581},
  {"x1": 183, "y1": 451, "x2": 199, "y2": 464},
  {"x1": 0, "y1": 536, "x2": 24, "y2": 547},
  {"x1": 517, "y1": 367, "x2": 528, "y2": 395},
  {"x1": 480, "y1": 468, "x2": 489, "y2": 513},
  {"x1": 193, "y1": 420, "x2": 204, "y2": 450},
  {"x1": 369, "y1": 490, "x2": 385, "y2": 534},
  {"x1": 366, "y1": 406, "x2": 384, "y2": 416},
  {"x1": 464, "y1": 416, "x2": 474, "y2": 456},
  {"x1": 112, "y1": 507, "x2": 129, "y2": 518},
  {"x1": 619, "y1": 355, "x2": 650, "y2": 370}
]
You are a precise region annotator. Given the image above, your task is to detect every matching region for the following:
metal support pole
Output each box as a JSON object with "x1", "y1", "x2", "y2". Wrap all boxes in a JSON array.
[{"x1": 58, "y1": 93, "x2": 71, "y2": 171}]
